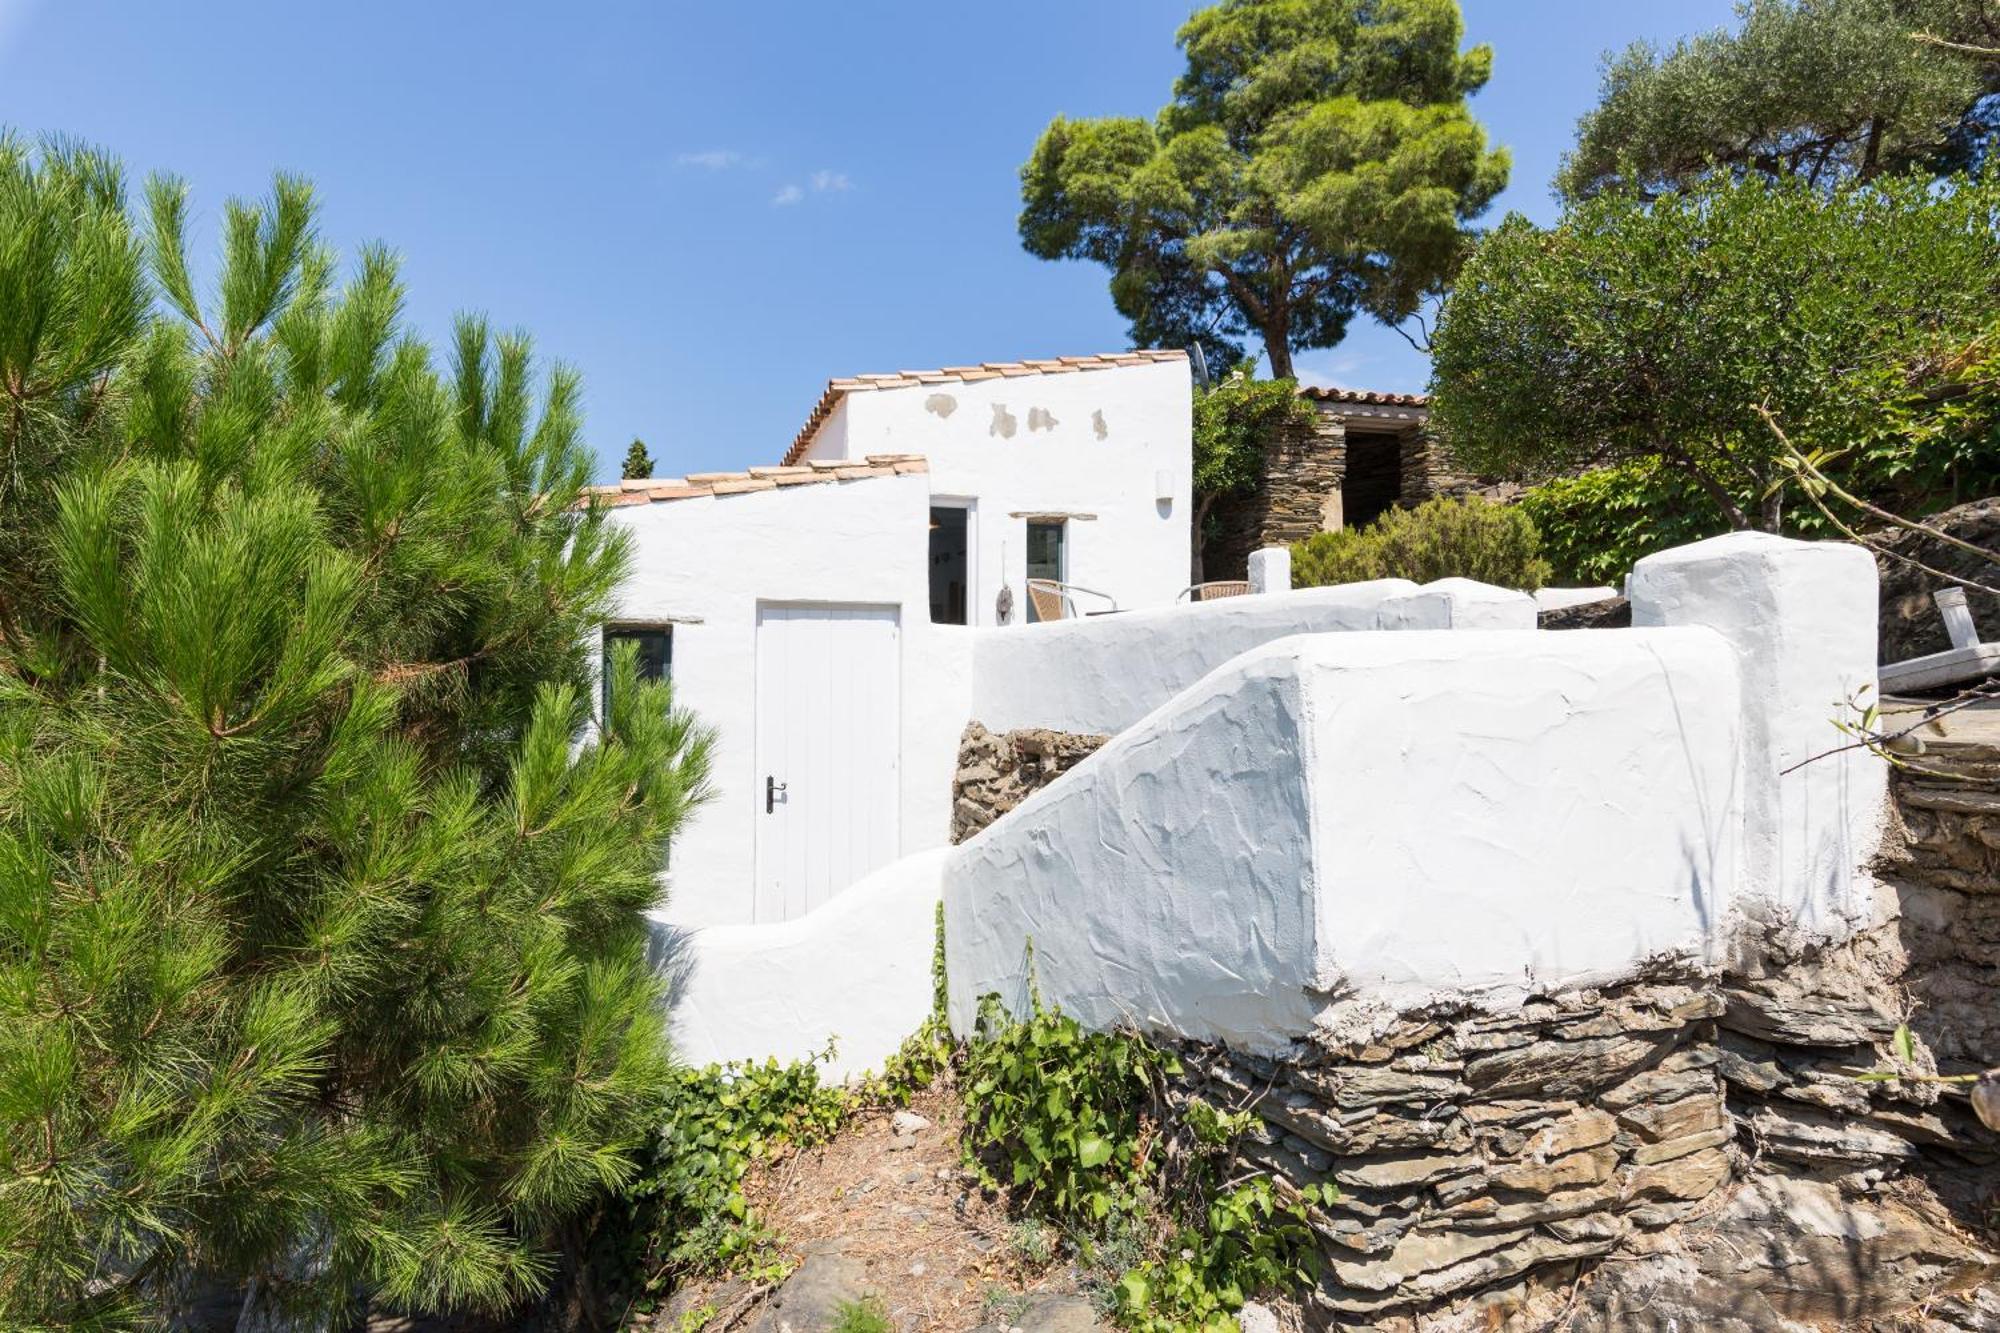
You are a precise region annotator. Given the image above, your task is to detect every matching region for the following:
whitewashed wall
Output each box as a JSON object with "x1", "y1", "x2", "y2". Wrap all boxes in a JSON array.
[
  {"x1": 608, "y1": 474, "x2": 963, "y2": 928},
  {"x1": 963, "y1": 578, "x2": 1540, "y2": 736},
  {"x1": 1629, "y1": 532, "x2": 1885, "y2": 935},
  {"x1": 657, "y1": 847, "x2": 948, "y2": 1082},
  {"x1": 947, "y1": 533, "x2": 1889, "y2": 1054},
  {"x1": 801, "y1": 360, "x2": 1193, "y2": 624},
  {"x1": 946, "y1": 628, "x2": 1745, "y2": 1053}
]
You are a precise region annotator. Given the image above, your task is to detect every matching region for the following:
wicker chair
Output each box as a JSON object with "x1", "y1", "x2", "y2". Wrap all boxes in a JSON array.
[
  {"x1": 1177, "y1": 580, "x2": 1251, "y2": 603},
  {"x1": 1025, "y1": 579, "x2": 1118, "y2": 621}
]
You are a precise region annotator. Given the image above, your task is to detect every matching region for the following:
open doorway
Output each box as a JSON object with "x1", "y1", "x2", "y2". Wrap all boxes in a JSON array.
[{"x1": 1342, "y1": 432, "x2": 1403, "y2": 530}]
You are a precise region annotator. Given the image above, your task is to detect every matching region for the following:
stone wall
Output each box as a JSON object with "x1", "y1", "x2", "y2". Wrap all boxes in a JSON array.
[
  {"x1": 1161, "y1": 745, "x2": 2000, "y2": 1330},
  {"x1": 1177, "y1": 972, "x2": 1736, "y2": 1324},
  {"x1": 1204, "y1": 411, "x2": 1346, "y2": 583},
  {"x1": 1205, "y1": 411, "x2": 1523, "y2": 583},
  {"x1": 1399, "y1": 432, "x2": 1511, "y2": 509},
  {"x1": 951, "y1": 722, "x2": 1107, "y2": 844},
  {"x1": 1875, "y1": 709, "x2": 2000, "y2": 1075}
]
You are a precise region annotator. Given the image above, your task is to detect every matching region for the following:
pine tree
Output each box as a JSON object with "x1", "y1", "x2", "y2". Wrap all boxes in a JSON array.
[
  {"x1": 620, "y1": 438, "x2": 654, "y2": 480},
  {"x1": 1017, "y1": 0, "x2": 1508, "y2": 377},
  {"x1": 0, "y1": 136, "x2": 713, "y2": 1330}
]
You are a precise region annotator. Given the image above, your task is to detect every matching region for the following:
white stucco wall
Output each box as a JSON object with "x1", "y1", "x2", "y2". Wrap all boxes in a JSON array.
[
  {"x1": 967, "y1": 580, "x2": 1419, "y2": 734},
  {"x1": 1628, "y1": 532, "x2": 1886, "y2": 936},
  {"x1": 1376, "y1": 578, "x2": 1538, "y2": 632},
  {"x1": 946, "y1": 628, "x2": 1745, "y2": 1053},
  {"x1": 658, "y1": 847, "x2": 947, "y2": 1082},
  {"x1": 964, "y1": 577, "x2": 1551, "y2": 735},
  {"x1": 608, "y1": 474, "x2": 967, "y2": 927},
  {"x1": 804, "y1": 360, "x2": 1193, "y2": 624}
]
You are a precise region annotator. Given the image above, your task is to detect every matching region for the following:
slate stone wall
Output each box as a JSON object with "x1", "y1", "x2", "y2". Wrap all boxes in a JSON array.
[
  {"x1": 951, "y1": 723, "x2": 1108, "y2": 844},
  {"x1": 1166, "y1": 746, "x2": 2000, "y2": 1329},
  {"x1": 1204, "y1": 411, "x2": 1347, "y2": 584}
]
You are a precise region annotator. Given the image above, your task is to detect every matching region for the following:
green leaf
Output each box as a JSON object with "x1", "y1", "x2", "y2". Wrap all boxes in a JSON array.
[{"x1": 1893, "y1": 1024, "x2": 1917, "y2": 1064}]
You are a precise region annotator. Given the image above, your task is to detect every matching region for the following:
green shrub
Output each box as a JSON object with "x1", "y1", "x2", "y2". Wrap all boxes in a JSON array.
[
  {"x1": 960, "y1": 993, "x2": 1332, "y2": 1331},
  {"x1": 616, "y1": 1053, "x2": 848, "y2": 1287},
  {"x1": 961, "y1": 996, "x2": 1167, "y2": 1222},
  {"x1": 1291, "y1": 496, "x2": 1552, "y2": 590},
  {"x1": 1518, "y1": 460, "x2": 1728, "y2": 586}
]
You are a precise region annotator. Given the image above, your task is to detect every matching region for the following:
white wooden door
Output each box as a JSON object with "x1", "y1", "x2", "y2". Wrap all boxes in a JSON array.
[{"x1": 753, "y1": 604, "x2": 902, "y2": 922}]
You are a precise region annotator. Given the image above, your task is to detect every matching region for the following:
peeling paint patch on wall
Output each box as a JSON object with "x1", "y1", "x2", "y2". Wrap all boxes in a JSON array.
[
  {"x1": 1027, "y1": 406, "x2": 1059, "y2": 432},
  {"x1": 989, "y1": 404, "x2": 1017, "y2": 439},
  {"x1": 924, "y1": 393, "x2": 957, "y2": 419},
  {"x1": 1091, "y1": 409, "x2": 1108, "y2": 440}
]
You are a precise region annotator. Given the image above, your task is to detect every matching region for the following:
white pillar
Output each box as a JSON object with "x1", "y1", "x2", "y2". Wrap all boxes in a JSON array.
[
  {"x1": 1247, "y1": 545, "x2": 1291, "y2": 594},
  {"x1": 1628, "y1": 532, "x2": 1884, "y2": 936}
]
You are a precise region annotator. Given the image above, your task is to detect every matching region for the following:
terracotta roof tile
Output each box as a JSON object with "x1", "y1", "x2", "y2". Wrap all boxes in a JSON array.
[
  {"x1": 1298, "y1": 385, "x2": 1431, "y2": 407},
  {"x1": 782, "y1": 348, "x2": 1187, "y2": 465},
  {"x1": 577, "y1": 456, "x2": 924, "y2": 510}
]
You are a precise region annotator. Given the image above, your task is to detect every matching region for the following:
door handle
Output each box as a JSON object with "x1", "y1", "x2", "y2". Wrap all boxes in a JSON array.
[{"x1": 766, "y1": 775, "x2": 787, "y2": 813}]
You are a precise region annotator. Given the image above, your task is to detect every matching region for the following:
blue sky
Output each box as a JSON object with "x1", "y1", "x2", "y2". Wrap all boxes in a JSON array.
[{"x1": 0, "y1": 0, "x2": 1738, "y2": 478}]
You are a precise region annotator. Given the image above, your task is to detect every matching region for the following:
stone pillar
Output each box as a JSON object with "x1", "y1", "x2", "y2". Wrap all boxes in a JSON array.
[
  {"x1": 1628, "y1": 532, "x2": 1884, "y2": 936},
  {"x1": 1247, "y1": 546, "x2": 1291, "y2": 594}
]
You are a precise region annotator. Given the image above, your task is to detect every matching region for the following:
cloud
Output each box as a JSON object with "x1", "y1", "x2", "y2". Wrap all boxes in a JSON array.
[
  {"x1": 809, "y1": 169, "x2": 852, "y2": 193},
  {"x1": 676, "y1": 149, "x2": 744, "y2": 170},
  {"x1": 772, "y1": 184, "x2": 805, "y2": 206}
]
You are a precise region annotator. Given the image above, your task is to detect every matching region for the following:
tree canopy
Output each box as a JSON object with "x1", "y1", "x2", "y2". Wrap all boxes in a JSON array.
[
  {"x1": 1428, "y1": 170, "x2": 2000, "y2": 531},
  {"x1": 1018, "y1": 0, "x2": 1509, "y2": 377},
  {"x1": 622, "y1": 437, "x2": 655, "y2": 479},
  {"x1": 1558, "y1": 0, "x2": 2000, "y2": 200},
  {"x1": 0, "y1": 137, "x2": 712, "y2": 1329}
]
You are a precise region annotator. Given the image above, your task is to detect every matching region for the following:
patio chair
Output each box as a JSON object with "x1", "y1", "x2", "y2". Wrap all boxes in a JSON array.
[
  {"x1": 1025, "y1": 578, "x2": 1118, "y2": 621},
  {"x1": 1177, "y1": 580, "x2": 1251, "y2": 603}
]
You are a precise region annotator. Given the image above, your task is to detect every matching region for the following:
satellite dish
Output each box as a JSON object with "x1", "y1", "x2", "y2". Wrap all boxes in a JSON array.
[{"x1": 1189, "y1": 343, "x2": 1211, "y2": 388}]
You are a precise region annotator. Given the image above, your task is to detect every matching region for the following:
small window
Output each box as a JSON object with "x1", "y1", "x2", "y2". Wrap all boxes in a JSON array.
[
  {"x1": 1025, "y1": 520, "x2": 1066, "y2": 623},
  {"x1": 602, "y1": 626, "x2": 671, "y2": 720},
  {"x1": 929, "y1": 506, "x2": 969, "y2": 625}
]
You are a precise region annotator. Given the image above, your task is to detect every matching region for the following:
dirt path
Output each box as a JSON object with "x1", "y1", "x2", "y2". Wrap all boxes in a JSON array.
[{"x1": 660, "y1": 1075, "x2": 1088, "y2": 1331}]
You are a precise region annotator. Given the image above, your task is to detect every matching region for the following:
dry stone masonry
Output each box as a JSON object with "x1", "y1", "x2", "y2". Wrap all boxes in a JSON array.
[
  {"x1": 950, "y1": 723, "x2": 1107, "y2": 844},
  {"x1": 1175, "y1": 973, "x2": 1738, "y2": 1324},
  {"x1": 1162, "y1": 743, "x2": 2000, "y2": 1330}
]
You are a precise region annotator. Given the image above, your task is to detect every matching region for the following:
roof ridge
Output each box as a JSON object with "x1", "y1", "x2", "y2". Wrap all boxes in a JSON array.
[
  {"x1": 782, "y1": 348, "x2": 1188, "y2": 465},
  {"x1": 1297, "y1": 384, "x2": 1430, "y2": 407}
]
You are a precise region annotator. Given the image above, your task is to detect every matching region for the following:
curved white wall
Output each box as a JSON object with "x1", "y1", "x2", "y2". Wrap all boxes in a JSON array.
[
  {"x1": 946, "y1": 628, "x2": 1745, "y2": 1054},
  {"x1": 656, "y1": 846, "x2": 948, "y2": 1082}
]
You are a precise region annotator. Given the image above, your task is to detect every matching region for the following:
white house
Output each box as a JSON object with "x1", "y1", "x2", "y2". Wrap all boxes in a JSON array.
[
  {"x1": 784, "y1": 348, "x2": 1193, "y2": 626},
  {"x1": 590, "y1": 351, "x2": 1195, "y2": 928}
]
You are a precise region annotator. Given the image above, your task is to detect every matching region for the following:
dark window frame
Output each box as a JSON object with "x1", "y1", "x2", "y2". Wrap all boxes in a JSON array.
[{"x1": 601, "y1": 624, "x2": 673, "y2": 722}]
